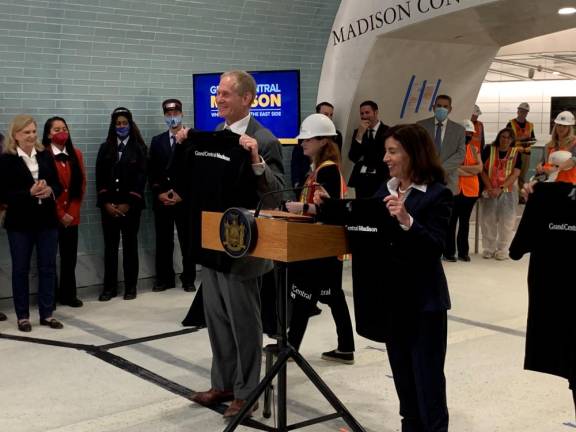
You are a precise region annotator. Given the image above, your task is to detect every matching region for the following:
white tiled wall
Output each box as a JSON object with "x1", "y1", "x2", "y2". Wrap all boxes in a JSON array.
[{"x1": 476, "y1": 80, "x2": 576, "y2": 144}]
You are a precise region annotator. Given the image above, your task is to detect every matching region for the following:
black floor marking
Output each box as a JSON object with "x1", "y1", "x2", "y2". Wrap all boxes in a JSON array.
[
  {"x1": 0, "y1": 327, "x2": 279, "y2": 430},
  {"x1": 0, "y1": 333, "x2": 96, "y2": 351},
  {"x1": 98, "y1": 327, "x2": 201, "y2": 350},
  {"x1": 448, "y1": 314, "x2": 526, "y2": 338}
]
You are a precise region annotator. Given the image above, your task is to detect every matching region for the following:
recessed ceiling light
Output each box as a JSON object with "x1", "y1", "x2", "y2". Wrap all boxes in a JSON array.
[
  {"x1": 552, "y1": 71, "x2": 561, "y2": 75},
  {"x1": 558, "y1": 7, "x2": 576, "y2": 15}
]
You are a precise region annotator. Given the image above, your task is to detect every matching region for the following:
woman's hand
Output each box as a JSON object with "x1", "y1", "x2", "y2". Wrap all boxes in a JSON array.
[
  {"x1": 61, "y1": 213, "x2": 74, "y2": 227},
  {"x1": 312, "y1": 186, "x2": 330, "y2": 206},
  {"x1": 384, "y1": 195, "x2": 411, "y2": 227},
  {"x1": 116, "y1": 203, "x2": 130, "y2": 215},
  {"x1": 521, "y1": 181, "x2": 537, "y2": 200},
  {"x1": 30, "y1": 180, "x2": 46, "y2": 197},
  {"x1": 105, "y1": 203, "x2": 124, "y2": 217},
  {"x1": 284, "y1": 201, "x2": 304, "y2": 214},
  {"x1": 535, "y1": 163, "x2": 544, "y2": 174},
  {"x1": 487, "y1": 188, "x2": 501, "y2": 199}
]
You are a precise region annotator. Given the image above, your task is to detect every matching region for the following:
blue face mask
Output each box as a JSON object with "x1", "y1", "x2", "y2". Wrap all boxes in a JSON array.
[
  {"x1": 164, "y1": 115, "x2": 182, "y2": 129},
  {"x1": 116, "y1": 125, "x2": 130, "y2": 138},
  {"x1": 434, "y1": 107, "x2": 449, "y2": 122}
]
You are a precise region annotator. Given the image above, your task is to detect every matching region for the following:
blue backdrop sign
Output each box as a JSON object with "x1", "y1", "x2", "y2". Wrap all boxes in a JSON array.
[{"x1": 193, "y1": 70, "x2": 301, "y2": 144}]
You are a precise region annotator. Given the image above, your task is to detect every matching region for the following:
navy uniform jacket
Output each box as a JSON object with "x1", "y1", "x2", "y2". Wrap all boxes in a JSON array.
[
  {"x1": 95, "y1": 138, "x2": 147, "y2": 209},
  {"x1": 319, "y1": 181, "x2": 452, "y2": 342},
  {"x1": 149, "y1": 130, "x2": 178, "y2": 207}
]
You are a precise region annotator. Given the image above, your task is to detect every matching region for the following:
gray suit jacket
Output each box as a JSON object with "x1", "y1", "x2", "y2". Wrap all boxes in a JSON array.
[
  {"x1": 216, "y1": 116, "x2": 286, "y2": 279},
  {"x1": 417, "y1": 117, "x2": 466, "y2": 194}
]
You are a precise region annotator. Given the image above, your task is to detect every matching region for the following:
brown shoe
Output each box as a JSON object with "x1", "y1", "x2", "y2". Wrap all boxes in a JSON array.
[
  {"x1": 223, "y1": 399, "x2": 259, "y2": 418},
  {"x1": 191, "y1": 388, "x2": 234, "y2": 406}
]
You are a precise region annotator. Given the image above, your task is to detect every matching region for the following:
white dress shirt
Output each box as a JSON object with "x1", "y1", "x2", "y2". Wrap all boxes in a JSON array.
[
  {"x1": 17, "y1": 146, "x2": 39, "y2": 181},
  {"x1": 51, "y1": 144, "x2": 69, "y2": 157}
]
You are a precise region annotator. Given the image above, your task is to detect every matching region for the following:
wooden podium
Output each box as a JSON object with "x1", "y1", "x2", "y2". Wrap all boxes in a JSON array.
[{"x1": 201, "y1": 211, "x2": 365, "y2": 432}]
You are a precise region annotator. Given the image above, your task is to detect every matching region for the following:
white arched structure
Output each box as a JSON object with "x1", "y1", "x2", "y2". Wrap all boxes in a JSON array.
[{"x1": 318, "y1": 0, "x2": 576, "y2": 176}]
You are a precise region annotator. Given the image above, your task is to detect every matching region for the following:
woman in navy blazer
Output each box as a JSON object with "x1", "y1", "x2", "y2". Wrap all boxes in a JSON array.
[
  {"x1": 0, "y1": 115, "x2": 63, "y2": 332},
  {"x1": 316, "y1": 124, "x2": 452, "y2": 432}
]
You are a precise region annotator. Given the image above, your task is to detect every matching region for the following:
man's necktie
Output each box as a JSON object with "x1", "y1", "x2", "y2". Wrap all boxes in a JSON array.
[
  {"x1": 54, "y1": 153, "x2": 68, "y2": 163},
  {"x1": 367, "y1": 128, "x2": 374, "y2": 141},
  {"x1": 117, "y1": 142, "x2": 126, "y2": 161},
  {"x1": 171, "y1": 135, "x2": 176, "y2": 148},
  {"x1": 434, "y1": 123, "x2": 443, "y2": 154}
]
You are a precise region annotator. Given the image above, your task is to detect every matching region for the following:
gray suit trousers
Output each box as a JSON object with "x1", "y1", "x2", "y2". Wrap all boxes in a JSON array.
[{"x1": 202, "y1": 268, "x2": 263, "y2": 399}]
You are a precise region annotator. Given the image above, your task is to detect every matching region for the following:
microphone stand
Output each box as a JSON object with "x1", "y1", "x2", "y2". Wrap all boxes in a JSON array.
[{"x1": 224, "y1": 187, "x2": 365, "y2": 432}]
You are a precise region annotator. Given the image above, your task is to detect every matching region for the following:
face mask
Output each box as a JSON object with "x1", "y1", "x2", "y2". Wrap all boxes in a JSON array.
[
  {"x1": 164, "y1": 115, "x2": 182, "y2": 129},
  {"x1": 51, "y1": 131, "x2": 69, "y2": 146},
  {"x1": 116, "y1": 125, "x2": 130, "y2": 138},
  {"x1": 434, "y1": 107, "x2": 449, "y2": 122},
  {"x1": 465, "y1": 135, "x2": 472, "y2": 144}
]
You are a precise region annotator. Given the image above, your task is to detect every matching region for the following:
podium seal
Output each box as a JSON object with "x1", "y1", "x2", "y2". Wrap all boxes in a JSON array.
[{"x1": 219, "y1": 207, "x2": 257, "y2": 258}]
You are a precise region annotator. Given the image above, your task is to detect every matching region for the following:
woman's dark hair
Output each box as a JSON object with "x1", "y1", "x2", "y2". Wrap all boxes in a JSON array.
[
  {"x1": 42, "y1": 117, "x2": 84, "y2": 200},
  {"x1": 490, "y1": 127, "x2": 515, "y2": 147},
  {"x1": 385, "y1": 124, "x2": 446, "y2": 185},
  {"x1": 103, "y1": 107, "x2": 147, "y2": 160},
  {"x1": 0, "y1": 132, "x2": 4, "y2": 154}
]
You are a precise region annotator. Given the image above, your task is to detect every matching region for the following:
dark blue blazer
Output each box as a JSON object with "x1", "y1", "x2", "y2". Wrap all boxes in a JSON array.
[
  {"x1": 0, "y1": 150, "x2": 62, "y2": 231},
  {"x1": 320, "y1": 181, "x2": 452, "y2": 342}
]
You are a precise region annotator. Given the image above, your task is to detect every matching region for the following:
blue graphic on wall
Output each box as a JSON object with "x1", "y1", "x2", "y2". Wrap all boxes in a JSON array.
[
  {"x1": 400, "y1": 75, "x2": 442, "y2": 119},
  {"x1": 193, "y1": 70, "x2": 301, "y2": 144}
]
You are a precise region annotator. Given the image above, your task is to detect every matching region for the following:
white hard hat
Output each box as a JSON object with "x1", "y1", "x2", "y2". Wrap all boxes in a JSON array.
[
  {"x1": 548, "y1": 150, "x2": 573, "y2": 166},
  {"x1": 472, "y1": 105, "x2": 482, "y2": 116},
  {"x1": 461, "y1": 119, "x2": 476, "y2": 133},
  {"x1": 296, "y1": 113, "x2": 337, "y2": 139},
  {"x1": 554, "y1": 111, "x2": 575, "y2": 126},
  {"x1": 517, "y1": 102, "x2": 530, "y2": 112}
]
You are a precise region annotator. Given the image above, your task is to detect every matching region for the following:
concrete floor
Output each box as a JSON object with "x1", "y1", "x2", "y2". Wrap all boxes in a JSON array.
[{"x1": 1, "y1": 256, "x2": 575, "y2": 432}]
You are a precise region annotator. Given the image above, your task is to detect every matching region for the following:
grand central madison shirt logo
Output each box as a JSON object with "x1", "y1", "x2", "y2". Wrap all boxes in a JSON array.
[{"x1": 219, "y1": 208, "x2": 257, "y2": 258}]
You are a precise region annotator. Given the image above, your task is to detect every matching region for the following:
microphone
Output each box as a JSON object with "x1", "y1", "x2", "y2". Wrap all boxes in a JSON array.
[{"x1": 253, "y1": 183, "x2": 324, "y2": 218}]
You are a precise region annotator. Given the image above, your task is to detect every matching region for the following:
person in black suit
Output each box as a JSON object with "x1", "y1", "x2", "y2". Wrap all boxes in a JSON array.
[
  {"x1": 0, "y1": 115, "x2": 63, "y2": 332},
  {"x1": 149, "y1": 99, "x2": 195, "y2": 292},
  {"x1": 316, "y1": 124, "x2": 452, "y2": 432},
  {"x1": 96, "y1": 107, "x2": 147, "y2": 301},
  {"x1": 347, "y1": 100, "x2": 390, "y2": 198}
]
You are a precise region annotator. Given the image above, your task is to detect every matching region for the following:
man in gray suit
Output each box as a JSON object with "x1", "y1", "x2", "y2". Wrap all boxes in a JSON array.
[
  {"x1": 417, "y1": 94, "x2": 465, "y2": 194},
  {"x1": 189, "y1": 70, "x2": 285, "y2": 417}
]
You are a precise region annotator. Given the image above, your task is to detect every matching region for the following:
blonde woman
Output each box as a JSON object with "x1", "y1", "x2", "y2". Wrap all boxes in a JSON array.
[
  {"x1": 537, "y1": 111, "x2": 576, "y2": 184},
  {"x1": 0, "y1": 115, "x2": 63, "y2": 332}
]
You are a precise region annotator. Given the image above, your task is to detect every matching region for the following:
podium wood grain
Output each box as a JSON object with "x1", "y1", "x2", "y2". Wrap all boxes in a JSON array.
[{"x1": 201, "y1": 211, "x2": 349, "y2": 263}]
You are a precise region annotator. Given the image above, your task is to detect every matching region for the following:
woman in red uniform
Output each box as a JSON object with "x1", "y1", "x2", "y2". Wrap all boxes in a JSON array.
[{"x1": 42, "y1": 117, "x2": 86, "y2": 307}]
